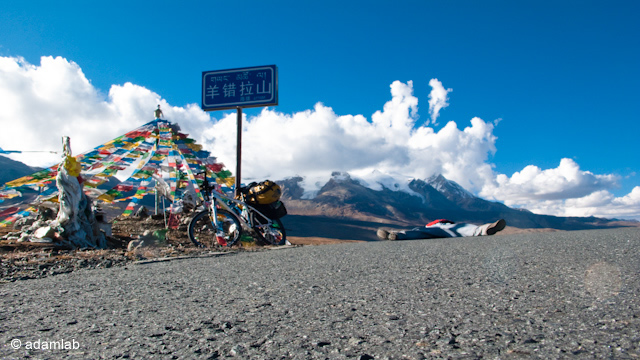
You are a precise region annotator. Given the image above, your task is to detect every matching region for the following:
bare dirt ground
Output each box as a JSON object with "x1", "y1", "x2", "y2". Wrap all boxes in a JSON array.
[
  {"x1": 0, "y1": 212, "x2": 604, "y2": 283},
  {"x1": 0, "y1": 213, "x2": 251, "y2": 283},
  {"x1": 0, "y1": 213, "x2": 391, "y2": 282}
]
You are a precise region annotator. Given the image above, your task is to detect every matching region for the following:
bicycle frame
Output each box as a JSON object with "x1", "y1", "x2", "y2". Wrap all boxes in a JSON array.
[
  {"x1": 191, "y1": 172, "x2": 285, "y2": 246},
  {"x1": 204, "y1": 188, "x2": 277, "y2": 234}
]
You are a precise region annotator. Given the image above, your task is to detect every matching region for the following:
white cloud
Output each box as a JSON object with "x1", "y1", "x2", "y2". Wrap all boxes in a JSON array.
[
  {"x1": 479, "y1": 159, "x2": 640, "y2": 219},
  {"x1": 0, "y1": 55, "x2": 637, "y2": 220},
  {"x1": 198, "y1": 80, "x2": 497, "y2": 196},
  {"x1": 0, "y1": 56, "x2": 214, "y2": 168},
  {"x1": 481, "y1": 158, "x2": 619, "y2": 202},
  {"x1": 488, "y1": 187, "x2": 640, "y2": 221},
  {"x1": 564, "y1": 187, "x2": 640, "y2": 219},
  {"x1": 427, "y1": 78, "x2": 452, "y2": 125}
]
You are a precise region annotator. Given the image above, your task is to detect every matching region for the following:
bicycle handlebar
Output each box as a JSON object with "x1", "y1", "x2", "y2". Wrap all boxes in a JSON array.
[
  {"x1": 197, "y1": 171, "x2": 255, "y2": 199},
  {"x1": 196, "y1": 171, "x2": 215, "y2": 200}
]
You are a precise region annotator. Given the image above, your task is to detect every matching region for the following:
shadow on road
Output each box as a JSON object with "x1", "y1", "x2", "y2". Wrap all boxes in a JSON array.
[{"x1": 284, "y1": 214, "x2": 408, "y2": 243}]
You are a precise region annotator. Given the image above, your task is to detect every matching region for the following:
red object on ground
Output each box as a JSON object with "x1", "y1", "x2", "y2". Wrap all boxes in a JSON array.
[
  {"x1": 426, "y1": 219, "x2": 455, "y2": 227},
  {"x1": 167, "y1": 213, "x2": 180, "y2": 229}
]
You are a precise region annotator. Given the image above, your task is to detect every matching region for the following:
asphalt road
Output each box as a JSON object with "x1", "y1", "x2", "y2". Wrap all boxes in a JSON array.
[{"x1": 1, "y1": 227, "x2": 639, "y2": 359}]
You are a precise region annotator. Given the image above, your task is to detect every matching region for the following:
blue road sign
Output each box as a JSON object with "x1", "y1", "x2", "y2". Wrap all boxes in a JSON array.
[{"x1": 202, "y1": 65, "x2": 278, "y2": 111}]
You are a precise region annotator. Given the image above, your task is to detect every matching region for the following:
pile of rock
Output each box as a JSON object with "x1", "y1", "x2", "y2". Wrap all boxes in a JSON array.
[
  {"x1": 1, "y1": 199, "x2": 111, "y2": 249},
  {"x1": 2, "y1": 142, "x2": 112, "y2": 249}
]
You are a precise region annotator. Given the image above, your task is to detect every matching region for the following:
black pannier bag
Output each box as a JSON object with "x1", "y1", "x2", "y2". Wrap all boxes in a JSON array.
[{"x1": 252, "y1": 200, "x2": 288, "y2": 221}]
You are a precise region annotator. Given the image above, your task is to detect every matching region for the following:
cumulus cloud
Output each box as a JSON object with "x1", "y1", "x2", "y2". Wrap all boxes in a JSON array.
[
  {"x1": 199, "y1": 80, "x2": 498, "y2": 195},
  {"x1": 0, "y1": 55, "x2": 637, "y2": 220},
  {"x1": 427, "y1": 78, "x2": 452, "y2": 125},
  {"x1": 479, "y1": 159, "x2": 639, "y2": 219},
  {"x1": 0, "y1": 56, "x2": 212, "y2": 167},
  {"x1": 488, "y1": 187, "x2": 640, "y2": 220},
  {"x1": 481, "y1": 158, "x2": 619, "y2": 202}
]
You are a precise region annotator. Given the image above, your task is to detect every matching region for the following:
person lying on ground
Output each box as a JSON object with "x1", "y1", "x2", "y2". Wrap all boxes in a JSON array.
[{"x1": 376, "y1": 218, "x2": 506, "y2": 241}]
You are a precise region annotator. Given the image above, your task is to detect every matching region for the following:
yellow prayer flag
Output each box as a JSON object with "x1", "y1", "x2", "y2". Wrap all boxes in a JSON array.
[
  {"x1": 187, "y1": 143, "x2": 203, "y2": 152},
  {"x1": 98, "y1": 193, "x2": 115, "y2": 202},
  {"x1": 216, "y1": 177, "x2": 235, "y2": 187}
]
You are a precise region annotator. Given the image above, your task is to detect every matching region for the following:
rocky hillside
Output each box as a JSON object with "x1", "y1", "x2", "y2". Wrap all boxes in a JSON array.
[{"x1": 278, "y1": 172, "x2": 633, "y2": 230}]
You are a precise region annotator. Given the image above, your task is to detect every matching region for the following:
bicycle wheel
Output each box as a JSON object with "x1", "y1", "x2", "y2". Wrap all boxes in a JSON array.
[
  {"x1": 251, "y1": 212, "x2": 287, "y2": 246},
  {"x1": 188, "y1": 209, "x2": 242, "y2": 247}
]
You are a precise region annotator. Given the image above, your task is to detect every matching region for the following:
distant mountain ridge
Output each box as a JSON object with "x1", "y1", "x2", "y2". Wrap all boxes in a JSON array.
[
  {"x1": 279, "y1": 172, "x2": 632, "y2": 231},
  {"x1": 0, "y1": 156, "x2": 40, "y2": 186},
  {"x1": 2, "y1": 157, "x2": 635, "y2": 231}
]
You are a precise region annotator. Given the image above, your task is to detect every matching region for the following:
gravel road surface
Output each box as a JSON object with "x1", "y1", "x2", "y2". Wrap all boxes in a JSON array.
[{"x1": 1, "y1": 227, "x2": 639, "y2": 359}]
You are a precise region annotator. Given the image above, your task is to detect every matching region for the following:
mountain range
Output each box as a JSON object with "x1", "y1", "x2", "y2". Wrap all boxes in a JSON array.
[
  {"x1": 278, "y1": 172, "x2": 635, "y2": 231},
  {"x1": 0, "y1": 155, "x2": 40, "y2": 187},
  {"x1": 1, "y1": 156, "x2": 636, "y2": 233}
]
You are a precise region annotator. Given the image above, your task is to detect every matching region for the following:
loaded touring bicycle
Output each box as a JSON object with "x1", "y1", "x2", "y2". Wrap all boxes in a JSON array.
[{"x1": 188, "y1": 173, "x2": 287, "y2": 247}]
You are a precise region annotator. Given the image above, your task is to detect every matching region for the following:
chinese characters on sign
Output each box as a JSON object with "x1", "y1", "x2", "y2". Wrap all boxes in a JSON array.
[
  {"x1": 200, "y1": 64, "x2": 279, "y2": 195},
  {"x1": 201, "y1": 65, "x2": 278, "y2": 111}
]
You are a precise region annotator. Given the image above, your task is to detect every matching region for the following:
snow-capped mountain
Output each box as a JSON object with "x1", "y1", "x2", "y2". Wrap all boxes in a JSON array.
[
  {"x1": 278, "y1": 172, "x2": 624, "y2": 230},
  {"x1": 1, "y1": 156, "x2": 629, "y2": 231},
  {"x1": 426, "y1": 174, "x2": 474, "y2": 202}
]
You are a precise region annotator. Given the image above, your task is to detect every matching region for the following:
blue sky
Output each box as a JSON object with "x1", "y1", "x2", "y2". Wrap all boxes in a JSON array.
[{"x1": 1, "y1": 1, "x2": 639, "y2": 219}]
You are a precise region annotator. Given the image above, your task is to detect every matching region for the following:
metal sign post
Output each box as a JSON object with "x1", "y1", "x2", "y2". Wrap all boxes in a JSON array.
[
  {"x1": 235, "y1": 107, "x2": 242, "y2": 196},
  {"x1": 201, "y1": 65, "x2": 278, "y2": 195}
]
